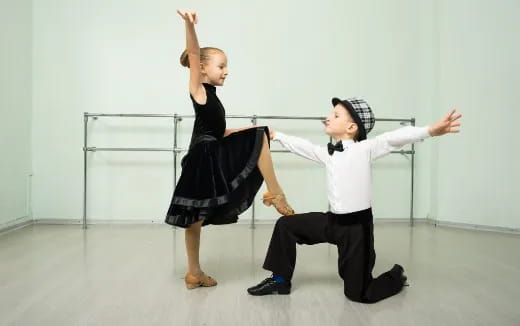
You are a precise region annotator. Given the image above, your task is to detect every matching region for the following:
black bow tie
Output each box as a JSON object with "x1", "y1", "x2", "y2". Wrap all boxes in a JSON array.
[{"x1": 327, "y1": 141, "x2": 344, "y2": 155}]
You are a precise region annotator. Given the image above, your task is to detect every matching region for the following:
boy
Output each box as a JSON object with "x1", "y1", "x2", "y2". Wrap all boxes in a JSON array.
[{"x1": 248, "y1": 97, "x2": 461, "y2": 303}]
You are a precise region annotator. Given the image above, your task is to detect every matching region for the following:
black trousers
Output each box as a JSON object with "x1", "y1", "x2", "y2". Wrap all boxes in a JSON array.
[{"x1": 262, "y1": 208, "x2": 405, "y2": 303}]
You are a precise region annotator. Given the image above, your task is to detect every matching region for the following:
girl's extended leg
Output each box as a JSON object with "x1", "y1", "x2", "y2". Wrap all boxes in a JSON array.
[{"x1": 257, "y1": 133, "x2": 295, "y2": 215}]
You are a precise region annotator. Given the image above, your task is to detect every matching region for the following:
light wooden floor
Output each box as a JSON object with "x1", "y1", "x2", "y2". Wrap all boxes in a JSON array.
[{"x1": 1, "y1": 222, "x2": 519, "y2": 326}]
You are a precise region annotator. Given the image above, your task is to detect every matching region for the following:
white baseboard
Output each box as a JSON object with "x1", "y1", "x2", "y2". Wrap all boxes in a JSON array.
[
  {"x1": 426, "y1": 218, "x2": 520, "y2": 235},
  {"x1": 0, "y1": 216, "x2": 32, "y2": 234},
  {"x1": 236, "y1": 217, "x2": 426, "y2": 225},
  {"x1": 33, "y1": 218, "x2": 165, "y2": 225},
  {"x1": 3, "y1": 217, "x2": 518, "y2": 235}
]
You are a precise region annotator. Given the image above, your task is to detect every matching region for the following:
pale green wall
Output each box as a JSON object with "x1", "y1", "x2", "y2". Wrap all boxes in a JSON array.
[
  {"x1": 432, "y1": 0, "x2": 520, "y2": 229},
  {"x1": 0, "y1": 0, "x2": 32, "y2": 227},
  {"x1": 24, "y1": 0, "x2": 519, "y2": 228},
  {"x1": 30, "y1": 0, "x2": 435, "y2": 222}
]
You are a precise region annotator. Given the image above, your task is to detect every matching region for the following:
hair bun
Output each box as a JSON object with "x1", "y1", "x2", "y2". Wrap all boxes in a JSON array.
[{"x1": 180, "y1": 49, "x2": 190, "y2": 68}]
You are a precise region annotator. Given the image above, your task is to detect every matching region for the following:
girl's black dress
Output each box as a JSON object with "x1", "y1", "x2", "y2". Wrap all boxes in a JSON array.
[{"x1": 165, "y1": 83, "x2": 269, "y2": 227}]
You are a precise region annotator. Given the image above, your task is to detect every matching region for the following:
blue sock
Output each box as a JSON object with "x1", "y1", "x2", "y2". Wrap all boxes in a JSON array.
[{"x1": 273, "y1": 274, "x2": 286, "y2": 283}]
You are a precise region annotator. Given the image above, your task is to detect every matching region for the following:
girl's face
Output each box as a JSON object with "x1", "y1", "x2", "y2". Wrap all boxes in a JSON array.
[
  {"x1": 201, "y1": 52, "x2": 228, "y2": 86},
  {"x1": 324, "y1": 105, "x2": 358, "y2": 140}
]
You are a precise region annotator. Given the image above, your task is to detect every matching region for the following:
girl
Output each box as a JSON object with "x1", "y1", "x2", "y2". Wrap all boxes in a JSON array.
[{"x1": 165, "y1": 10, "x2": 294, "y2": 289}]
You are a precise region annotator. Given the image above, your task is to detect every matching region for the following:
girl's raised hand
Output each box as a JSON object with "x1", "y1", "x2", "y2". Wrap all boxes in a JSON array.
[{"x1": 176, "y1": 10, "x2": 198, "y2": 24}]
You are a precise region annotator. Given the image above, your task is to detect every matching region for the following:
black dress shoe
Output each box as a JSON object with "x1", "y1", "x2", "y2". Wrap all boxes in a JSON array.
[
  {"x1": 247, "y1": 276, "x2": 272, "y2": 292},
  {"x1": 247, "y1": 276, "x2": 291, "y2": 296},
  {"x1": 391, "y1": 264, "x2": 404, "y2": 274},
  {"x1": 391, "y1": 264, "x2": 409, "y2": 287}
]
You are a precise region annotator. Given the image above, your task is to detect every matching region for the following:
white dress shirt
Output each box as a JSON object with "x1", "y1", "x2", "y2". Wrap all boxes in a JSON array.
[{"x1": 273, "y1": 126, "x2": 431, "y2": 214}]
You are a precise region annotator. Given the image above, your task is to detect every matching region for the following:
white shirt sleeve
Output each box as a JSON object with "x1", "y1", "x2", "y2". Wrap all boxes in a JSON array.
[
  {"x1": 273, "y1": 132, "x2": 328, "y2": 165},
  {"x1": 362, "y1": 126, "x2": 431, "y2": 161}
]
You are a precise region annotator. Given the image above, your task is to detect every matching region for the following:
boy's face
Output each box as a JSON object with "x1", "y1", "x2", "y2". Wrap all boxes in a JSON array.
[{"x1": 324, "y1": 104, "x2": 358, "y2": 140}]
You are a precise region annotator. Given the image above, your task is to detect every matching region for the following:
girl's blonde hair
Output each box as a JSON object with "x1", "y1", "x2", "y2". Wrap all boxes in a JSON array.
[{"x1": 180, "y1": 47, "x2": 224, "y2": 68}]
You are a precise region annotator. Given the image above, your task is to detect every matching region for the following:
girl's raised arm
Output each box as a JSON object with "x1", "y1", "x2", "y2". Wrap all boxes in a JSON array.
[{"x1": 177, "y1": 10, "x2": 205, "y2": 103}]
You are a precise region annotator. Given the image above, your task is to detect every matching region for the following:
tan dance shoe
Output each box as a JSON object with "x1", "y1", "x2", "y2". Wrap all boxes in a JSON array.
[
  {"x1": 262, "y1": 192, "x2": 295, "y2": 216},
  {"x1": 185, "y1": 272, "x2": 218, "y2": 289}
]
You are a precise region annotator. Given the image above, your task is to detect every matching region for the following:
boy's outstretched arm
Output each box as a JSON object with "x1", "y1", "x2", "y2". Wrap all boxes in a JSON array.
[
  {"x1": 368, "y1": 109, "x2": 462, "y2": 161},
  {"x1": 270, "y1": 130, "x2": 328, "y2": 165}
]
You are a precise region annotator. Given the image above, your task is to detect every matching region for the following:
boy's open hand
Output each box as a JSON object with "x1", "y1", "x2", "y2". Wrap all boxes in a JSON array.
[
  {"x1": 428, "y1": 109, "x2": 462, "y2": 136},
  {"x1": 177, "y1": 10, "x2": 198, "y2": 24}
]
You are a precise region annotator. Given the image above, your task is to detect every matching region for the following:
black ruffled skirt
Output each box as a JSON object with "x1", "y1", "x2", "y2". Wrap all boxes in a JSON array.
[{"x1": 165, "y1": 126, "x2": 269, "y2": 228}]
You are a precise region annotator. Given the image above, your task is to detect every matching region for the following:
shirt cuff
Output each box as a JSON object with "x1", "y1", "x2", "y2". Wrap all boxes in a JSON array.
[{"x1": 419, "y1": 126, "x2": 432, "y2": 139}]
